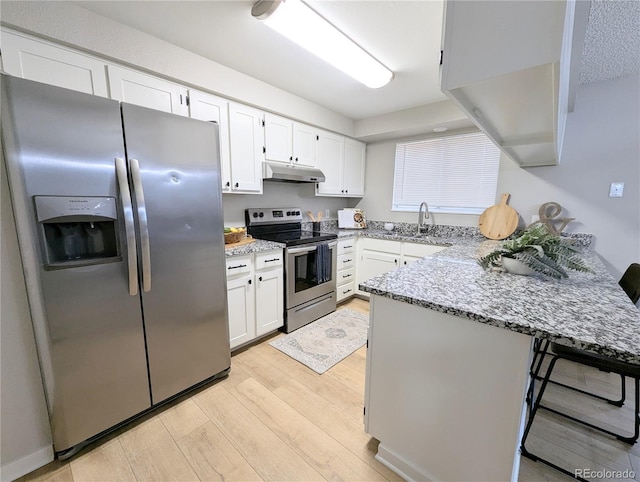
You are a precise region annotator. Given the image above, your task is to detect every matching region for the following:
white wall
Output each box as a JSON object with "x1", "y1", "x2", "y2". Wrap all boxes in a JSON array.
[
  {"x1": 355, "y1": 75, "x2": 640, "y2": 279},
  {"x1": 1, "y1": 158, "x2": 53, "y2": 480},
  {"x1": 499, "y1": 74, "x2": 640, "y2": 279},
  {"x1": 223, "y1": 182, "x2": 349, "y2": 226}
]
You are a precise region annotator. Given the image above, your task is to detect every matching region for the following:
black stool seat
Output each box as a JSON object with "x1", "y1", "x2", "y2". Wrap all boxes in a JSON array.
[{"x1": 551, "y1": 343, "x2": 640, "y2": 378}]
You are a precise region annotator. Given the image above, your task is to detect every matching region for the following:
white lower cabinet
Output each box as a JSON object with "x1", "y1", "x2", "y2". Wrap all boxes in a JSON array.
[
  {"x1": 226, "y1": 250, "x2": 283, "y2": 350},
  {"x1": 336, "y1": 238, "x2": 357, "y2": 302},
  {"x1": 356, "y1": 238, "x2": 446, "y2": 297}
]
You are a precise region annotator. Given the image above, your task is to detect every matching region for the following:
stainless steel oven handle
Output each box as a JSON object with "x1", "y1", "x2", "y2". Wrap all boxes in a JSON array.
[
  {"x1": 115, "y1": 157, "x2": 138, "y2": 296},
  {"x1": 287, "y1": 241, "x2": 337, "y2": 255},
  {"x1": 129, "y1": 158, "x2": 151, "y2": 293},
  {"x1": 288, "y1": 246, "x2": 316, "y2": 254}
]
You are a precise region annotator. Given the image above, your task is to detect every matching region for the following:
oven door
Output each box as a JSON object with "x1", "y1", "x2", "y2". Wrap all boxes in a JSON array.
[{"x1": 286, "y1": 240, "x2": 337, "y2": 309}]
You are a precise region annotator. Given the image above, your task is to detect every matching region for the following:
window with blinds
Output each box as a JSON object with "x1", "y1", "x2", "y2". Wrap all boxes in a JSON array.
[{"x1": 392, "y1": 132, "x2": 501, "y2": 214}]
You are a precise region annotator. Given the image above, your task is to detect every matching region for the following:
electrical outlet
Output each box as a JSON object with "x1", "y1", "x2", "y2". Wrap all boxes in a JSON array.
[
  {"x1": 609, "y1": 182, "x2": 624, "y2": 198},
  {"x1": 325, "y1": 209, "x2": 330, "y2": 218}
]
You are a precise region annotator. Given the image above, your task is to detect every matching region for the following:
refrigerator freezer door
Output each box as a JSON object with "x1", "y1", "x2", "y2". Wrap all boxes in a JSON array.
[
  {"x1": 121, "y1": 103, "x2": 230, "y2": 404},
  {"x1": 1, "y1": 75, "x2": 151, "y2": 452}
]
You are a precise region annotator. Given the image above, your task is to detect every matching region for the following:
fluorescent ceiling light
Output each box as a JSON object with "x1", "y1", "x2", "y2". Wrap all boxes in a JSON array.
[{"x1": 252, "y1": 0, "x2": 394, "y2": 89}]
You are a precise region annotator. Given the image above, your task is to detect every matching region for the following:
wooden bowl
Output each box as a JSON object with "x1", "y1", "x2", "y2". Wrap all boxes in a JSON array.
[{"x1": 224, "y1": 230, "x2": 246, "y2": 244}]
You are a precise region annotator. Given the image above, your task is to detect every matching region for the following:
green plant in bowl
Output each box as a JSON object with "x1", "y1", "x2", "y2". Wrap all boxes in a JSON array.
[{"x1": 478, "y1": 224, "x2": 593, "y2": 279}]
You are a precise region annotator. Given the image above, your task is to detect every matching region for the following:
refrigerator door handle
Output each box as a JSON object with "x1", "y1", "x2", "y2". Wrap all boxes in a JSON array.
[
  {"x1": 129, "y1": 158, "x2": 152, "y2": 292},
  {"x1": 115, "y1": 157, "x2": 139, "y2": 296}
]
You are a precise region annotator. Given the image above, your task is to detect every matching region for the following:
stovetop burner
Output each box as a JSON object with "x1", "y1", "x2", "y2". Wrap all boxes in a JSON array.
[
  {"x1": 245, "y1": 207, "x2": 337, "y2": 247},
  {"x1": 256, "y1": 229, "x2": 337, "y2": 247}
]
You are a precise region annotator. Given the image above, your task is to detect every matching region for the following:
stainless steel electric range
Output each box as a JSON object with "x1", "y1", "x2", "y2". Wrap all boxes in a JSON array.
[{"x1": 246, "y1": 208, "x2": 337, "y2": 333}]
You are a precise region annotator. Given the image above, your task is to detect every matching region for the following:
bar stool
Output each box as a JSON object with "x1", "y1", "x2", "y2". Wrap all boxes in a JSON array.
[{"x1": 521, "y1": 263, "x2": 640, "y2": 480}]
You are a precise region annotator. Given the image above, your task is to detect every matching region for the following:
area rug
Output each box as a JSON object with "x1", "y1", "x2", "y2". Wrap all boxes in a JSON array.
[{"x1": 269, "y1": 309, "x2": 369, "y2": 374}]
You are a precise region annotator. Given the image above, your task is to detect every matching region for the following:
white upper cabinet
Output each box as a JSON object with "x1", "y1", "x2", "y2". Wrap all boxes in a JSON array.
[
  {"x1": 107, "y1": 65, "x2": 189, "y2": 116},
  {"x1": 316, "y1": 132, "x2": 365, "y2": 197},
  {"x1": 342, "y1": 138, "x2": 366, "y2": 197},
  {"x1": 264, "y1": 113, "x2": 317, "y2": 167},
  {"x1": 440, "y1": 1, "x2": 580, "y2": 167},
  {"x1": 1, "y1": 30, "x2": 109, "y2": 97},
  {"x1": 264, "y1": 113, "x2": 293, "y2": 163},
  {"x1": 315, "y1": 130, "x2": 344, "y2": 196},
  {"x1": 228, "y1": 102, "x2": 264, "y2": 194},
  {"x1": 291, "y1": 122, "x2": 318, "y2": 167},
  {"x1": 189, "y1": 90, "x2": 232, "y2": 192}
]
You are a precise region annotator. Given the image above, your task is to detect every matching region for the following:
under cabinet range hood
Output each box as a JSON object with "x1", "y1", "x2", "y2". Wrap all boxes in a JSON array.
[{"x1": 263, "y1": 162, "x2": 326, "y2": 183}]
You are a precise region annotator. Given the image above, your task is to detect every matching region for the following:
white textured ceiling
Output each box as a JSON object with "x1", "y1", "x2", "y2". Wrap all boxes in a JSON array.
[
  {"x1": 73, "y1": 0, "x2": 639, "y2": 121},
  {"x1": 579, "y1": 0, "x2": 640, "y2": 85}
]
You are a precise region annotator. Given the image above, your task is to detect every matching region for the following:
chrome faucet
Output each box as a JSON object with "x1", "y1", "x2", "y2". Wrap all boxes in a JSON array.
[{"x1": 417, "y1": 201, "x2": 430, "y2": 234}]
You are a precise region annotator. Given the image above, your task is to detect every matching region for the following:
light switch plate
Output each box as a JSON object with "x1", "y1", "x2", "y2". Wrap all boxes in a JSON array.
[{"x1": 609, "y1": 182, "x2": 624, "y2": 198}]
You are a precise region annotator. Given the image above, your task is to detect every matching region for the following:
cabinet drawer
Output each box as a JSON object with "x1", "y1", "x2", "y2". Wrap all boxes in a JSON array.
[
  {"x1": 255, "y1": 250, "x2": 283, "y2": 270},
  {"x1": 337, "y1": 267, "x2": 355, "y2": 286},
  {"x1": 337, "y1": 281, "x2": 355, "y2": 302},
  {"x1": 338, "y1": 253, "x2": 355, "y2": 269},
  {"x1": 359, "y1": 238, "x2": 401, "y2": 254},
  {"x1": 226, "y1": 255, "x2": 253, "y2": 277},
  {"x1": 337, "y1": 239, "x2": 356, "y2": 256},
  {"x1": 402, "y1": 242, "x2": 447, "y2": 258}
]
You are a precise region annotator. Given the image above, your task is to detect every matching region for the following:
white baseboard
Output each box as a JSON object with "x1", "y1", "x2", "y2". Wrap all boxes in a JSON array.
[
  {"x1": 376, "y1": 443, "x2": 438, "y2": 482},
  {"x1": 1, "y1": 445, "x2": 53, "y2": 482}
]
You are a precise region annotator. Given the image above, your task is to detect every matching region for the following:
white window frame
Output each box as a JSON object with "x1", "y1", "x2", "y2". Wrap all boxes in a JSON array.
[{"x1": 392, "y1": 132, "x2": 501, "y2": 214}]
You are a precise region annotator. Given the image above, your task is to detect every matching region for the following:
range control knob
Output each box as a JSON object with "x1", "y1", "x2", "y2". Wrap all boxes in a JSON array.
[
  {"x1": 295, "y1": 210, "x2": 301, "y2": 215},
  {"x1": 286, "y1": 211, "x2": 291, "y2": 216},
  {"x1": 252, "y1": 212, "x2": 258, "y2": 218},
  {"x1": 259, "y1": 212, "x2": 264, "y2": 218}
]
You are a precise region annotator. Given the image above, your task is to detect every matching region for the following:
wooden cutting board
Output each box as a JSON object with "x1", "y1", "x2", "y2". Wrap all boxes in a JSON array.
[{"x1": 478, "y1": 193, "x2": 519, "y2": 240}]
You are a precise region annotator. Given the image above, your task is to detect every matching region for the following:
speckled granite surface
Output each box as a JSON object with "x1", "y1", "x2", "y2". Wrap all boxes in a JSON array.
[
  {"x1": 225, "y1": 239, "x2": 284, "y2": 257},
  {"x1": 359, "y1": 238, "x2": 640, "y2": 365}
]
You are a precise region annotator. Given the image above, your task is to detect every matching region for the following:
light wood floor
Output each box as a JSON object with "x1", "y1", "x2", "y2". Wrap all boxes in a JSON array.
[{"x1": 19, "y1": 298, "x2": 640, "y2": 482}]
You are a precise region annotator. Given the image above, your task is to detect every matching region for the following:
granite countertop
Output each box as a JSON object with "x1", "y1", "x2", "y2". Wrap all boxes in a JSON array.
[
  {"x1": 225, "y1": 239, "x2": 284, "y2": 257},
  {"x1": 359, "y1": 237, "x2": 640, "y2": 365}
]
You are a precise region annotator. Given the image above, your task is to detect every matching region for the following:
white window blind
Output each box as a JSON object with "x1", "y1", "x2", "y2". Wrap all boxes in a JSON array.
[{"x1": 392, "y1": 132, "x2": 500, "y2": 214}]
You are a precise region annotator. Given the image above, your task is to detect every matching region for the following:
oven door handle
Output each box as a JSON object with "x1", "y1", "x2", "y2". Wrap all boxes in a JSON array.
[{"x1": 288, "y1": 241, "x2": 336, "y2": 255}]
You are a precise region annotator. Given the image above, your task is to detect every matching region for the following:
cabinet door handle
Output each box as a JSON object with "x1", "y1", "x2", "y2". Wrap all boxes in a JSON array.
[
  {"x1": 225, "y1": 181, "x2": 230, "y2": 187},
  {"x1": 289, "y1": 156, "x2": 293, "y2": 161},
  {"x1": 404, "y1": 261, "x2": 407, "y2": 265},
  {"x1": 343, "y1": 288, "x2": 352, "y2": 294},
  {"x1": 228, "y1": 264, "x2": 247, "y2": 270},
  {"x1": 295, "y1": 157, "x2": 299, "y2": 162},
  {"x1": 342, "y1": 259, "x2": 352, "y2": 263},
  {"x1": 344, "y1": 245, "x2": 353, "y2": 249},
  {"x1": 394, "y1": 259, "x2": 398, "y2": 264},
  {"x1": 264, "y1": 258, "x2": 280, "y2": 263},
  {"x1": 248, "y1": 279, "x2": 252, "y2": 285},
  {"x1": 258, "y1": 276, "x2": 262, "y2": 281},
  {"x1": 342, "y1": 273, "x2": 352, "y2": 278},
  {"x1": 235, "y1": 182, "x2": 239, "y2": 188}
]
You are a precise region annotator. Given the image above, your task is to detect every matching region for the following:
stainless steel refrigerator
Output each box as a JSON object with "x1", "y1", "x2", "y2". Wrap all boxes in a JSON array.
[{"x1": 1, "y1": 74, "x2": 230, "y2": 457}]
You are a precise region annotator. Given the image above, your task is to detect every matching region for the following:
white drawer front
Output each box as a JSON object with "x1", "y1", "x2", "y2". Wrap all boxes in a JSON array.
[
  {"x1": 337, "y1": 281, "x2": 355, "y2": 302},
  {"x1": 337, "y1": 239, "x2": 356, "y2": 256},
  {"x1": 226, "y1": 255, "x2": 253, "y2": 277},
  {"x1": 255, "y1": 250, "x2": 283, "y2": 270},
  {"x1": 338, "y1": 253, "x2": 355, "y2": 270},
  {"x1": 337, "y1": 267, "x2": 355, "y2": 286}
]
